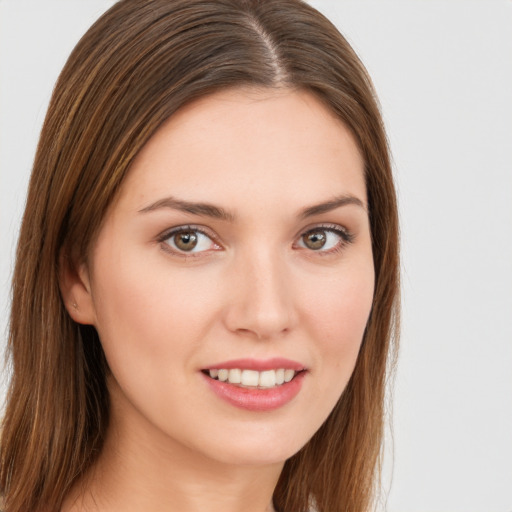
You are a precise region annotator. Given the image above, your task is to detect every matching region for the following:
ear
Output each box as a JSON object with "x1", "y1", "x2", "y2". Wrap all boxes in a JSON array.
[{"x1": 59, "y1": 250, "x2": 97, "y2": 325}]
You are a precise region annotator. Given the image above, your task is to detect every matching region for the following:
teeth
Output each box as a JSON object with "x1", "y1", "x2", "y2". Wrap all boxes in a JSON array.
[
  {"x1": 259, "y1": 370, "x2": 276, "y2": 388},
  {"x1": 284, "y1": 369, "x2": 295, "y2": 383},
  {"x1": 228, "y1": 368, "x2": 241, "y2": 384},
  {"x1": 241, "y1": 370, "x2": 259, "y2": 387},
  {"x1": 207, "y1": 368, "x2": 299, "y2": 388}
]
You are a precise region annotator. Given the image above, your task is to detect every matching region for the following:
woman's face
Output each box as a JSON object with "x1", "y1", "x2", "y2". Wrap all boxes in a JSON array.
[{"x1": 75, "y1": 88, "x2": 374, "y2": 466}]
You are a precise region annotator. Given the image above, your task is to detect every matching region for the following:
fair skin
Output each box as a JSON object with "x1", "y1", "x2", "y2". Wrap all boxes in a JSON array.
[{"x1": 61, "y1": 87, "x2": 374, "y2": 512}]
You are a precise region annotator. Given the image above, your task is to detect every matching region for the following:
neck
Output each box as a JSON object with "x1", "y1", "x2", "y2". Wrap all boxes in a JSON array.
[{"x1": 61, "y1": 381, "x2": 282, "y2": 512}]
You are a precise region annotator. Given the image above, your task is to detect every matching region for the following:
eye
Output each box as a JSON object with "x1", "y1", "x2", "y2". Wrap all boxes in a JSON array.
[
  {"x1": 296, "y1": 225, "x2": 353, "y2": 253},
  {"x1": 159, "y1": 226, "x2": 220, "y2": 254}
]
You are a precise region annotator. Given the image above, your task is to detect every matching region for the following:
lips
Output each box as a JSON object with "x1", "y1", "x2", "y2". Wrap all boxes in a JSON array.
[
  {"x1": 201, "y1": 358, "x2": 306, "y2": 411},
  {"x1": 203, "y1": 357, "x2": 305, "y2": 372}
]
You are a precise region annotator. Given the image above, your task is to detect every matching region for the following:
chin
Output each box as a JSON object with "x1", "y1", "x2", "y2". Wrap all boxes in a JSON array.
[
  {"x1": 178, "y1": 416, "x2": 318, "y2": 468},
  {"x1": 204, "y1": 438, "x2": 305, "y2": 467}
]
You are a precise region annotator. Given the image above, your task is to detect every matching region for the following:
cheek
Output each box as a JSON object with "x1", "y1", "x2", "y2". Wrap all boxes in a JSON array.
[
  {"x1": 300, "y1": 260, "x2": 374, "y2": 381},
  {"x1": 305, "y1": 263, "x2": 374, "y2": 339},
  {"x1": 89, "y1": 247, "x2": 220, "y2": 373}
]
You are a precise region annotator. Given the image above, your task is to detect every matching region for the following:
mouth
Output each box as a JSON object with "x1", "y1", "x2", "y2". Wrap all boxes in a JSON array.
[
  {"x1": 200, "y1": 359, "x2": 307, "y2": 411},
  {"x1": 202, "y1": 368, "x2": 305, "y2": 389}
]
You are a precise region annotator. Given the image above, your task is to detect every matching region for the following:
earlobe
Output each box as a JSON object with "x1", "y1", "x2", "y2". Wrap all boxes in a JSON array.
[{"x1": 59, "y1": 251, "x2": 97, "y2": 325}]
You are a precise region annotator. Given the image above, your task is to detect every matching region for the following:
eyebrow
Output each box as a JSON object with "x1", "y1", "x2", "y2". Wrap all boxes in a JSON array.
[
  {"x1": 138, "y1": 193, "x2": 366, "y2": 221},
  {"x1": 299, "y1": 194, "x2": 366, "y2": 219},
  {"x1": 138, "y1": 196, "x2": 235, "y2": 221}
]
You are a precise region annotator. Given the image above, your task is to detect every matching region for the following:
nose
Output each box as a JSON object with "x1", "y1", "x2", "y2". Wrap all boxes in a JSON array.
[{"x1": 223, "y1": 250, "x2": 297, "y2": 340}]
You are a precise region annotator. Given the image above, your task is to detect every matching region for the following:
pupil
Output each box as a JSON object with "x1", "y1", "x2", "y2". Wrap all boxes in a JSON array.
[
  {"x1": 175, "y1": 231, "x2": 198, "y2": 251},
  {"x1": 305, "y1": 231, "x2": 326, "y2": 250}
]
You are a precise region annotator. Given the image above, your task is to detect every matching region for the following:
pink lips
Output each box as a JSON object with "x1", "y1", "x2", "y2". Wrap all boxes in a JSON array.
[
  {"x1": 203, "y1": 357, "x2": 305, "y2": 372},
  {"x1": 201, "y1": 358, "x2": 306, "y2": 412}
]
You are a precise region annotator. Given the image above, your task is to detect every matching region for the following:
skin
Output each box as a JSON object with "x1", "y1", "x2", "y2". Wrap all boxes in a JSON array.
[{"x1": 61, "y1": 87, "x2": 375, "y2": 512}]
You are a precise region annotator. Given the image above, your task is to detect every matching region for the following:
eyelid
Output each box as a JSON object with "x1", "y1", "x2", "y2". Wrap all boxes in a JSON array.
[
  {"x1": 295, "y1": 223, "x2": 355, "y2": 253},
  {"x1": 298, "y1": 223, "x2": 354, "y2": 241},
  {"x1": 156, "y1": 224, "x2": 222, "y2": 256}
]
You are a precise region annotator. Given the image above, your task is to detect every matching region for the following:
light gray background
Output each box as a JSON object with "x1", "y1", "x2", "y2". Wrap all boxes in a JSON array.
[{"x1": 1, "y1": 1, "x2": 511, "y2": 511}]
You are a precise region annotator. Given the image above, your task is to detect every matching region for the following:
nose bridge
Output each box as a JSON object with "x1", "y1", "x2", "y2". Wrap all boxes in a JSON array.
[{"x1": 225, "y1": 244, "x2": 296, "y2": 339}]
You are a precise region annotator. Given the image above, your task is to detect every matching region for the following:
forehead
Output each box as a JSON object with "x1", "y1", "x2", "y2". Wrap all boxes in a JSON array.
[{"x1": 119, "y1": 87, "x2": 366, "y2": 214}]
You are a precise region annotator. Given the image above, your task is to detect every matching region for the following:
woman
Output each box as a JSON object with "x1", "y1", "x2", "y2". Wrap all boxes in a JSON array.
[{"x1": 0, "y1": 1, "x2": 399, "y2": 511}]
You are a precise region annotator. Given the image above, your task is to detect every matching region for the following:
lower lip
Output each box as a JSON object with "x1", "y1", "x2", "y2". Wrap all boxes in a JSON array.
[{"x1": 202, "y1": 372, "x2": 305, "y2": 411}]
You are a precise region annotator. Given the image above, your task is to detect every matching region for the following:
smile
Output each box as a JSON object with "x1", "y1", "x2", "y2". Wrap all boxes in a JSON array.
[
  {"x1": 201, "y1": 360, "x2": 306, "y2": 411},
  {"x1": 205, "y1": 368, "x2": 299, "y2": 388}
]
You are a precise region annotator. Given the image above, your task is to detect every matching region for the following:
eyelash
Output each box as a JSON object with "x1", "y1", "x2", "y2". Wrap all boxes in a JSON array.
[
  {"x1": 297, "y1": 223, "x2": 355, "y2": 256},
  {"x1": 156, "y1": 223, "x2": 355, "y2": 258},
  {"x1": 157, "y1": 225, "x2": 220, "y2": 258}
]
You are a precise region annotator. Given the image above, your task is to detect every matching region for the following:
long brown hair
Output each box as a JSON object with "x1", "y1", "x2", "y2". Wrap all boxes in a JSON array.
[{"x1": 0, "y1": 1, "x2": 399, "y2": 511}]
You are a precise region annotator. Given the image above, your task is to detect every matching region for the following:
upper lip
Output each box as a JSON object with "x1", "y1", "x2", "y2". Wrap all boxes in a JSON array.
[{"x1": 202, "y1": 358, "x2": 306, "y2": 372}]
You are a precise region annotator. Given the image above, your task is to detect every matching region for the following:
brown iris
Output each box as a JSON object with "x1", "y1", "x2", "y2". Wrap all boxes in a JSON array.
[
  {"x1": 174, "y1": 230, "x2": 198, "y2": 251},
  {"x1": 302, "y1": 230, "x2": 327, "y2": 250}
]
